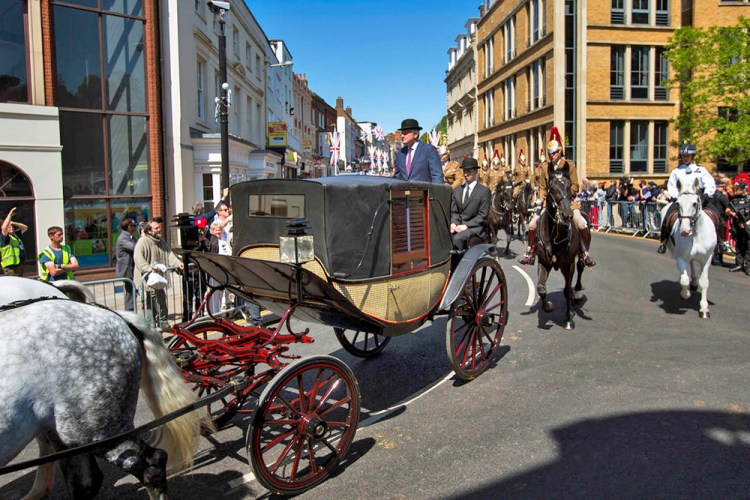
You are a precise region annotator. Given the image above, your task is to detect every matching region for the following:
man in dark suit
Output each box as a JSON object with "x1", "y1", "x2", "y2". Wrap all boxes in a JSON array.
[
  {"x1": 450, "y1": 157, "x2": 491, "y2": 251},
  {"x1": 394, "y1": 118, "x2": 444, "y2": 183}
]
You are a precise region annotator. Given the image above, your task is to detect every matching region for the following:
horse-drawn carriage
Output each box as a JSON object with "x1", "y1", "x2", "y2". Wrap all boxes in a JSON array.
[
  {"x1": 0, "y1": 177, "x2": 509, "y2": 497},
  {"x1": 167, "y1": 176, "x2": 509, "y2": 493}
]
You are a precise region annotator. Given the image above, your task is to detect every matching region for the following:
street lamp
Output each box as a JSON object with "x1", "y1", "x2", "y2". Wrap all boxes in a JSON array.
[{"x1": 208, "y1": 0, "x2": 231, "y2": 192}]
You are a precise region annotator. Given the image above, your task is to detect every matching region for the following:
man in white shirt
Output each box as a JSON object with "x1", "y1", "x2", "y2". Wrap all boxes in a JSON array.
[{"x1": 657, "y1": 143, "x2": 716, "y2": 253}]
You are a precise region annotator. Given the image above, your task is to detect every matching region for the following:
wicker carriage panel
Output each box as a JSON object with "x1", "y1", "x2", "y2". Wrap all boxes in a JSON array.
[
  {"x1": 237, "y1": 246, "x2": 328, "y2": 279},
  {"x1": 333, "y1": 262, "x2": 450, "y2": 322}
]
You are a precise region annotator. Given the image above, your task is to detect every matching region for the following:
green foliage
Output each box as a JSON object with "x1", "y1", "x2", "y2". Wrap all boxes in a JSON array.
[{"x1": 665, "y1": 17, "x2": 750, "y2": 164}]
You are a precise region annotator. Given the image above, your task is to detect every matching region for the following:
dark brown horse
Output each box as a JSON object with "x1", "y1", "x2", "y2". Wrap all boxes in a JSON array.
[
  {"x1": 488, "y1": 179, "x2": 515, "y2": 256},
  {"x1": 514, "y1": 181, "x2": 534, "y2": 238},
  {"x1": 535, "y1": 174, "x2": 588, "y2": 329}
]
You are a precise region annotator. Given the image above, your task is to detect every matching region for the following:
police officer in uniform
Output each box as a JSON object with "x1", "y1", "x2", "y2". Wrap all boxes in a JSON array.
[
  {"x1": 729, "y1": 181, "x2": 750, "y2": 274},
  {"x1": 518, "y1": 127, "x2": 596, "y2": 267},
  {"x1": 656, "y1": 143, "x2": 716, "y2": 253}
]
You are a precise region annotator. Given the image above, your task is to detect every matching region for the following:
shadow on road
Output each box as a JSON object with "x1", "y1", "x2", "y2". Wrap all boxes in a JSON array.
[
  {"x1": 454, "y1": 409, "x2": 750, "y2": 498},
  {"x1": 650, "y1": 279, "x2": 715, "y2": 316}
]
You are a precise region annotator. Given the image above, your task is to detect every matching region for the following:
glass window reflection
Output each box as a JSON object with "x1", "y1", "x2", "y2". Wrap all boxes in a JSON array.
[
  {"x1": 104, "y1": 15, "x2": 145, "y2": 112},
  {"x1": 102, "y1": 0, "x2": 143, "y2": 16},
  {"x1": 109, "y1": 115, "x2": 149, "y2": 195},
  {"x1": 64, "y1": 198, "x2": 110, "y2": 268},
  {"x1": 0, "y1": 0, "x2": 29, "y2": 103},
  {"x1": 54, "y1": 6, "x2": 102, "y2": 109},
  {"x1": 60, "y1": 112, "x2": 106, "y2": 195}
]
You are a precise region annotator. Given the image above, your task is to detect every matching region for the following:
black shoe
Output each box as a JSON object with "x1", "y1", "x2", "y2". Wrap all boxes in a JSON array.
[{"x1": 657, "y1": 242, "x2": 667, "y2": 254}]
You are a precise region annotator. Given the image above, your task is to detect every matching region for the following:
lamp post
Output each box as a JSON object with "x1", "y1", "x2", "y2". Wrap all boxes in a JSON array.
[{"x1": 209, "y1": 1, "x2": 231, "y2": 191}]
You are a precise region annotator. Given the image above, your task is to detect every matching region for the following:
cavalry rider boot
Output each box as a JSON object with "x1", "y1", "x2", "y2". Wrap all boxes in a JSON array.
[
  {"x1": 577, "y1": 226, "x2": 596, "y2": 267},
  {"x1": 656, "y1": 223, "x2": 669, "y2": 254},
  {"x1": 518, "y1": 229, "x2": 537, "y2": 265}
]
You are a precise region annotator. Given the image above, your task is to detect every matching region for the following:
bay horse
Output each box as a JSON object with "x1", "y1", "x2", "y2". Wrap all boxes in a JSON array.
[
  {"x1": 659, "y1": 176, "x2": 717, "y2": 318},
  {"x1": 0, "y1": 281, "x2": 203, "y2": 499},
  {"x1": 535, "y1": 174, "x2": 587, "y2": 329},
  {"x1": 488, "y1": 179, "x2": 515, "y2": 256},
  {"x1": 514, "y1": 181, "x2": 534, "y2": 238}
]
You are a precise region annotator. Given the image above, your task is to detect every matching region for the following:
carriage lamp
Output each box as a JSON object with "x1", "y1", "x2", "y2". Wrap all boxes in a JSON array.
[{"x1": 280, "y1": 218, "x2": 314, "y2": 264}]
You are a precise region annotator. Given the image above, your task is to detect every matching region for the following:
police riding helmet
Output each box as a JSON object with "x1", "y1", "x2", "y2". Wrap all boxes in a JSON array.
[{"x1": 679, "y1": 143, "x2": 697, "y2": 156}]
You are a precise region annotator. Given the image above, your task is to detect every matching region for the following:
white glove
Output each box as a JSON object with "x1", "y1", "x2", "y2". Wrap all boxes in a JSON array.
[{"x1": 152, "y1": 263, "x2": 167, "y2": 273}]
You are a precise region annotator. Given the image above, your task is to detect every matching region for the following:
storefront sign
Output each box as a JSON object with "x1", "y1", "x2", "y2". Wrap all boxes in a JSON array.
[
  {"x1": 303, "y1": 137, "x2": 312, "y2": 153},
  {"x1": 268, "y1": 122, "x2": 287, "y2": 147}
]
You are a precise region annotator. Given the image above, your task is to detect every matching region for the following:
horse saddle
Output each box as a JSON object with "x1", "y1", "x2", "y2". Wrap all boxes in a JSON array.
[{"x1": 664, "y1": 206, "x2": 720, "y2": 234}]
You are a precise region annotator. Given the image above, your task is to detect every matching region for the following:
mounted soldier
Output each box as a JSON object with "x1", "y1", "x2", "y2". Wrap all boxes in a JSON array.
[
  {"x1": 441, "y1": 146, "x2": 464, "y2": 189},
  {"x1": 513, "y1": 149, "x2": 532, "y2": 199},
  {"x1": 489, "y1": 149, "x2": 510, "y2": 192},
  {"x1": 656, "y1": 143, "x2": 717, "y2": 254},
  {"x1": 478, "y1": 152, "x2": 492, "y2": 189},
  {"x1": 518, "y1": 126, "x2": 596, "y2": 267}
]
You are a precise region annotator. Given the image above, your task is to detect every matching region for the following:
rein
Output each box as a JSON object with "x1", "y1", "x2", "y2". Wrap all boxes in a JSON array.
[{"x1": 0, "y1": 295, "x2": 67, "y2": 312}]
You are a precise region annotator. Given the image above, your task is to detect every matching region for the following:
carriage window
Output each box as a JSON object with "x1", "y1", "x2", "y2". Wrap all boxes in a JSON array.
[
  {"x1": 391, "y1": 190, "x2": 428, "y2": 272},
  {"x1": 248, "y1": 194, "x2": 305, "y2": 218}
]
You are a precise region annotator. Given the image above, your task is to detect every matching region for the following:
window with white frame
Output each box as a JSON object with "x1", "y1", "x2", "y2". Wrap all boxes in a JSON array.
[
  {"x1": 246, "y1": 43, "x2": 251, "y2": 67},
  {"x1": 610, "y1": 120, "x2": 624, "y2": 174},
  {"x1": 255, "y1": 54, "x2": 262, "y2": 79},
  {"x1": 484, "y1": 89, "x2": 494, "y2": 128},
  {"x1": 197, "y1": 60, "x2": 205, "y2": 120},
  {"x1": 504, "y1": 76, "x2": 515, "y2": 120},
  {"x1": 256, "y1": 102, "x2": 262, "y2": 142},
  {"x1": 484, "y1": 38, "x2": 494, "y2": 77},
  {"x1": 655, "y1": 47, "x2": 668, "y2": 100},
  {"x1": 654, "y1": 121, "x2": 668, "y2": 173},
  {"x1": 530, "y1": 58, "x2": 545, "y2": 109},
  {"x1": 632, "y1": 0, "x2": 650, "y2": 25},
  {"x1": 233, "y1": 87, "x2": 240, "y2": 135},
  {"x1": 656, "y1": 0, "x2": 669, "y2": 26},
  {"x1": 247, "y1": 96, "x2": 252, "y2": 142},
  {"x1": 611, "y1": 0, "x2": 625, "y2": 24},
  {"x1": 630, "y1": 120, "x2": 649, "y2": 172},
  {"x1": 530, "y1": 0, "x2": 545, "y2": 42},
  {"x1": 232, "y1": 27, "x2": 239, "y2": 55},
  {"x1": 611, "y1": 46, "x2": 625, "y2": 100},
  {"x1": 631, "y1": 46, "x2": 649, "y2": 99},
  {"x1": 504, "y1": 16, "x2": 515, "y2": 63},
  {"x1": 195, "y1": 0, "x2": 205, "y2": 17}
]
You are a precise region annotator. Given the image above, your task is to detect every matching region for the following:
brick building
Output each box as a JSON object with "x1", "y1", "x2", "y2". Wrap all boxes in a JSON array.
[{"x1": 473, "y1": 0, "x2": 749, "y2": 185}]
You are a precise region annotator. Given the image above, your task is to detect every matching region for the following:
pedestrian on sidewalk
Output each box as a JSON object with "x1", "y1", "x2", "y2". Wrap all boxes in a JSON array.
[{"x1": 1, "y1": 207, "x2": 28, "y2": 276}]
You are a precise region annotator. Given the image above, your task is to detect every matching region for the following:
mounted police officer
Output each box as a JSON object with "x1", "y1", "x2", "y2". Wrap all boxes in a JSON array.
[
  {"x1": 1, "y1": 207, "x2": 28, "y2": 276},
  {"x1": 518, "y1": 126, "x2": 596, "y2": 267},
  {"x1": 656, "y1": 143, "x2": 716, "y2": 254},
  {"x1": 729, "y1": 181, "x2": 750, "y2": 275}
]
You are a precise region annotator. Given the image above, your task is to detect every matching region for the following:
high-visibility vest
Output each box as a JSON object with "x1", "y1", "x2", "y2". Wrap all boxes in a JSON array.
[
  {"x1": 38, "y1": 245, "x2": 74, "y2": 281},
  {"x1": 1, "y1": 233, "x2": 23, "y2": 268}
]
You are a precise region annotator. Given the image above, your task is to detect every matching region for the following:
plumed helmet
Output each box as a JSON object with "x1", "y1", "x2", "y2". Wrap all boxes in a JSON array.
[
  {"x1": 547, "y1": 126, "x2": 563, "y2": 155},
  {"x1": 482, "y1": 153, "x2": 488, "y2": 167},
  {"x1": 518, "y1": 149, "x2": 526, "y2": 163},
  {"x1": 492, "y1": 149, "x2": 501, "y2": 166},
  {"x1": 679, "y1": 143, "x2": 697, "y2": 156},
  {"x1": 439, "y1": 145, "x2": 448, "y2": 156}
]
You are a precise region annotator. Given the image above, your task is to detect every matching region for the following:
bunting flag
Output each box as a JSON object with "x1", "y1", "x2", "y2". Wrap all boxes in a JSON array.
[
  {"x1": 373, "y1": 126, "x2": 385, "y2": 141},
  {"x1": 329, "y1": 132, "x2": 341, "y2": 166},
  {"x1": 368, "y1": 145, "x2": 376, "y2": 158},
  {"x1": 428, "y1": 130, "x2": 441, "y2": 149}
]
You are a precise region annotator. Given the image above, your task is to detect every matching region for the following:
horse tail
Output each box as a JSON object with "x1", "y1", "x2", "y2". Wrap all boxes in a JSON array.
[
  {"x1": 51, "y1": 280, "x2": 94, "y2": 303},
  {"x1": 116, "y1": 311, "x2": 206, "y2": 472}
]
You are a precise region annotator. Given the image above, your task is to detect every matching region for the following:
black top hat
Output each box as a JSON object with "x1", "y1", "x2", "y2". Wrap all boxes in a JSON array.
[
  {"x1": 398, "y1": 118, "x2": 422, "y2": 131},
  {"x1": 460, "y1": 157, "x2": 479, "y2": 170}
]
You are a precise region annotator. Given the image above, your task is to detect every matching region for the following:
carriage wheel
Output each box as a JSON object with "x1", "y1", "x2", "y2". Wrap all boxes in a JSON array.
[
  {"x1": 333, "y1": 327, "x2": 391, "y2": 358},
  {"x1": 248, "y1": 356, "x2": 360, "y2": 495},
  {"x1": 168, "y1": 321, "x2": 250, "y2": 429},
  {"x1": 446, "y1": 258, "x2": 508, "y2": 381}
]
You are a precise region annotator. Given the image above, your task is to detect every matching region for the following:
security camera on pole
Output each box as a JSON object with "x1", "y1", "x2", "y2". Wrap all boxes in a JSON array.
[{"x1": 209, "y1": 0, "x2": 231, "y2": 193}]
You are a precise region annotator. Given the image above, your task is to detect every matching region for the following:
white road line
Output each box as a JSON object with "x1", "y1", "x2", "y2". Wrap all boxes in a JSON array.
[{"x1": 512, "y1": 264, "x2": 536, "y2": 306}]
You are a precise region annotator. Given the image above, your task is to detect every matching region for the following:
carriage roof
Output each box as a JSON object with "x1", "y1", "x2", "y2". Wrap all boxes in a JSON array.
[{"x1": 230, "y1": 177, "x2": 453, "y2": 281}]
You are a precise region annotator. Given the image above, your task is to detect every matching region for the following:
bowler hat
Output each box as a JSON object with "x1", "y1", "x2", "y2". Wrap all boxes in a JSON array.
[
  {"x1": 398, "y1": 118, "x2": 422, "y2": 131},
  {"x1": 460, "y1": 157, "x2": 479, "y2": 170}
]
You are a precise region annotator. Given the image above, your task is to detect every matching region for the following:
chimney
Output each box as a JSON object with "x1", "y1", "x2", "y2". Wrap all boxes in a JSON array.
[
  {"x1": 336, "y1": 97, "x2": 344, "y2": 112},
  {"x1": 345, "y1": 106, "x2": 352, "y2": 116}
]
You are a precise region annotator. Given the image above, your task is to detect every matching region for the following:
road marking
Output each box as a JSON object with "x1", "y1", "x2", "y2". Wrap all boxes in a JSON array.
[{"x1": 512, "y1": 265, "x2": 536, "y2": 306}]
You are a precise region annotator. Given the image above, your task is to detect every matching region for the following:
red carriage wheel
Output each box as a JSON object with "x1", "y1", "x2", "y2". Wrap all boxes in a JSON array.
[
  {"x1": 333, "y1": 327, "x2": 391, "y2": 358},
  {"x1": 247, "y1": 355, "x2": 360, "y2": 495},
  {"x1": 446, "y1": 257, "x2": 508, "y2": 381}
]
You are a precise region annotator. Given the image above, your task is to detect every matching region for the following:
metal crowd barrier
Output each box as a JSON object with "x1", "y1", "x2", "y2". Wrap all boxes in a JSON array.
[
  {"x1": 82, "y1": 277, "x2": 138, "y2": 312},
  {"x1": 585, "y1": 200, "x2": 660, "y2": 239}
]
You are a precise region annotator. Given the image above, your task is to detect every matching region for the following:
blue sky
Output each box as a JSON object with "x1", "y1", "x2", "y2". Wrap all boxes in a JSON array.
[{"x1": 246, "y1": 0, "x2": 479, "y2": 134}]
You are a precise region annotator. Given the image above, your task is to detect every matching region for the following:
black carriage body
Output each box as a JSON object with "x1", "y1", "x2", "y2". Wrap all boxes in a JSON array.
[{"x1": 183, "y1": 177, "x2": 454, "y2": 336}]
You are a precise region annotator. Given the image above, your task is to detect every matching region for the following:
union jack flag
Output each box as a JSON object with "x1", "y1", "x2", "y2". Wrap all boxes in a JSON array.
[
  {"x1": 328, "y1": 132, "x2": 341, "y2": 166},
  {"x1": 373, "y1": 126, "x2": 385, "y2": 141}
]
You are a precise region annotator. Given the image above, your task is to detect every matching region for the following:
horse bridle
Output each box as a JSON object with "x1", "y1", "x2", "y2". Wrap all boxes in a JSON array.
[
  {"x1": 546, "y1": 178, "x2": 573, "y2": 245},
  {"x1": 676, "y1": 192, "x2": 700, "y2": 229},
  {"x1": 490, "y1": 187, "x2": 514, "y2": 216}
]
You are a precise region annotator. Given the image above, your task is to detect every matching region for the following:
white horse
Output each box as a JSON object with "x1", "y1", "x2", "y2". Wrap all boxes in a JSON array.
[
  {"x1": 0, "y1": 276, "x2": 93, "y2": 305},
  {"x1": 0, "y1": 281, "x2": 203, "y2": 499},
  {"x1": 660, "y1": 177, "x2": 717, "y2": 318}
]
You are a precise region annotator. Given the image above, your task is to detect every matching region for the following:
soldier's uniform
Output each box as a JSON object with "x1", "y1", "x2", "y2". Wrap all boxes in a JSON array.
[
  {"x1": 730, "y1": 186, "x2": 750, "y2": 274},
  {"x1": 513, "y1": 161, "x2": 532, "y2": 198},
  {"x1": 443, "y1": 161, "x2": 464, "y2": 189},
  {"x1": 478, "y1": 163, "x2": 492, "y2": 189}
]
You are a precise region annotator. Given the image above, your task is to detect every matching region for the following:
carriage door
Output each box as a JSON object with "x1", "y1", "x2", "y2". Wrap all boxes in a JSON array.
[{"x1": 0, "y1": 162, "x2": 36, "y2": 274}]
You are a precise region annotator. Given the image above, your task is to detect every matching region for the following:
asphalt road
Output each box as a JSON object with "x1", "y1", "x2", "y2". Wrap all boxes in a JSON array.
[{"x1": 3, "y1": 232, "x2": 749, "y2": 499}]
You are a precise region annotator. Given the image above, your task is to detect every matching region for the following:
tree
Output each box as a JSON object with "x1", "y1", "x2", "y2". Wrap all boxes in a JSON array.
[{"x1": 665, "y1": 17, "x2": 750, "y2": 165}]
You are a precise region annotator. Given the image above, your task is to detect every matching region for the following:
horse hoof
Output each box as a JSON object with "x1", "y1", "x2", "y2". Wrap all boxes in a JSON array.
[
  {"x1": 700, "y1": 311, "x2": 710, "y2": 319},
  {"x1": 565, "y1": 321, "x2": 574, "y2": 330},
  {"x1": 542, "y1": 301, "x2": 554, "y2": 313}
]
